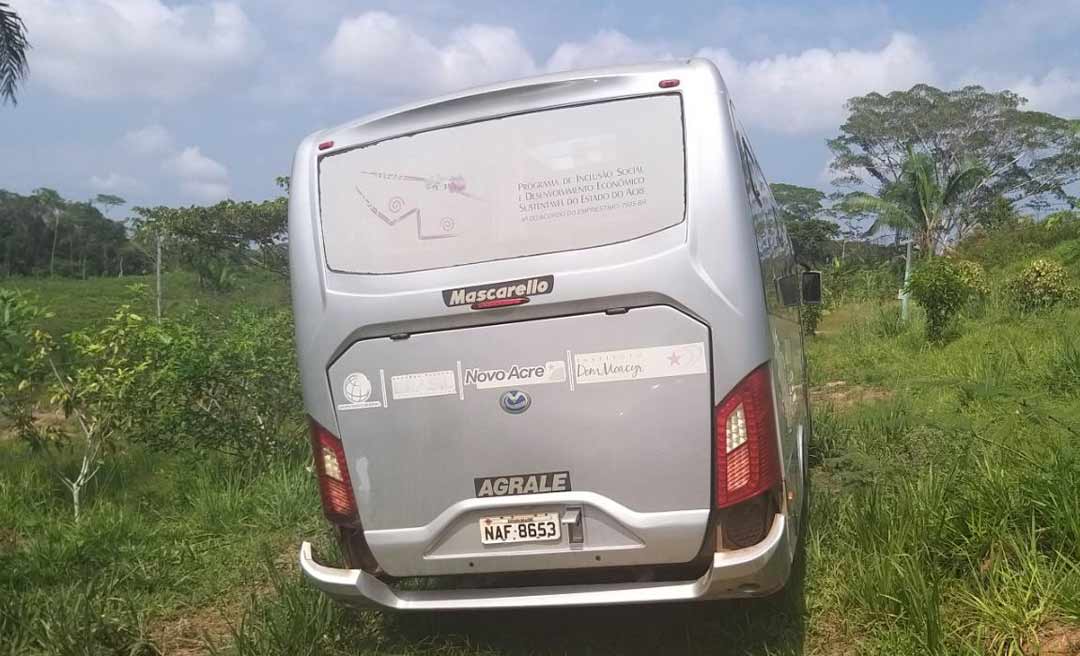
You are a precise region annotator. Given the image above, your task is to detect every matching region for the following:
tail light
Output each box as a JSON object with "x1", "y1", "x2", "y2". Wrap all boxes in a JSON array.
[
  {"x1": 714, "y1": 364, "x2": 781, "y2": 509},
  {"x1": 309, "y1": 418, "x2": 382, "y2": 573},
  {"x1": 309, "y1": 418, "x2": 358, "y2": 525}
]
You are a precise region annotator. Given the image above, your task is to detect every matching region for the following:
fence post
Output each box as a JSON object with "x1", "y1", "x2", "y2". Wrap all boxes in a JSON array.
[
  {"x1": 155, "y1": 232, "x2": 162, "y2": 322},
  {"x1": 900, "y1": 240, "x2": 913, "y2": 321}
]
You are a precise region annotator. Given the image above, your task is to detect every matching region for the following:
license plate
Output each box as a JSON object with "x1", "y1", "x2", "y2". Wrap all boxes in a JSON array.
[{"x1": 480, "y1": 511, "x2": 561, "y2": 544}]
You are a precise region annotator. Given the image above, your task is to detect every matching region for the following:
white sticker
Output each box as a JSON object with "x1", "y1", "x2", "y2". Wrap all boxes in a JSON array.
[
  {"x1": 338, "y1": 371, "x2": 383, "y2": 411},
  {"x1": 574, "y1": 342, "x2": 707, "y2": 385},
  {"x1": 391, "y1": 370, "x2": 458, "y2": 400},
  {"x1": 463, "y1": 360, "x2": 567, "y2": 390}
]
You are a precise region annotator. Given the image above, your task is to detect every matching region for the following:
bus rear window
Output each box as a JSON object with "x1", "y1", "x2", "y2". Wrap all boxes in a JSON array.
[{"x1": 318, "y1": 94, "x2": 686, "y2": 274}]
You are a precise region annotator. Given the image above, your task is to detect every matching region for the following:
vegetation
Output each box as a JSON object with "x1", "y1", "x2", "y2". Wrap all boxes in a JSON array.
[
  {"x1": 771, "y1": 183, "x2": 840, "y2": 269},
  {"x1": 3, "y1": 215, "x2": 1078, "y2": 652},
  {"x1": 0, "y1": 1, "x2": 28, "y2": 106},
  {"x1": 828, "y1": 84, "x2": 1080, "y2": 243},
  {"x1": 0, "y1": 188, "x2": 144, "y2": 278},
  {"x1": 1006, "y1": 258, "x2": 1079, "y2": 312},
  {"x1": 841, "y1": 148, "x2": 987, "y2": 255},
  {"x1": 905, "y1": 258, "x2": 972, "y2": 341},
  {"x1": 132, "y1": 190, "x2": 289, "y2": 283},
  {"x1": 2, "y1": 73, "x2": 1079, "y2": 654}
]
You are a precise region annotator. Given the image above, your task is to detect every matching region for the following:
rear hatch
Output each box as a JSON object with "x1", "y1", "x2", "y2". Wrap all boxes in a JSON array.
[
  {"x1": 317, "y1": 91, "x2": 712, "y2": 577},
  {"x1": 328, "y1": 305, "x2": 712, "y2": 576}
]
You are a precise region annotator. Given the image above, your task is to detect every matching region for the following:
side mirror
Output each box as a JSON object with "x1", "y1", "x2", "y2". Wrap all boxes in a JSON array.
[
  {"x1": 801, "y1": 271, "x2": 822, "y2": 305},
  {"x1": 776, "y1": 274, "x2": 800, "y2": 308}
]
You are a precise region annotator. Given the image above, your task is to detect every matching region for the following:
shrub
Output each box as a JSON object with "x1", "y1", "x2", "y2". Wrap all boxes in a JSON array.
[
  {"x1": 952, "y1": 259, "x2": 990, "y2": 297},
  {"x1": 121, "y1": 304, "x2": 303, "y2": 460},
  {"x1": 1005, "y1": 258, "x2": 1078, "y2": 312},
  {"x1": 800, "y1": 302, "x2": 822, "y2": 336},
  {"x1": 905, "y1": 258, "x2": 971, "y2": 341}
]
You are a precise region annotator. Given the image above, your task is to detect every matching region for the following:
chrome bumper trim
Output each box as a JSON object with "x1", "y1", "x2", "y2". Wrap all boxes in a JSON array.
[{"x1": 298, "y1": 513, "x2": 790, "y2": 611}]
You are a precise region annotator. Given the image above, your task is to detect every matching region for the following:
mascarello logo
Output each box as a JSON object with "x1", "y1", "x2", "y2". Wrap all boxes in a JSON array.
[{"x1": 442, "y1": 275, "x2": 554, "y2": 307}]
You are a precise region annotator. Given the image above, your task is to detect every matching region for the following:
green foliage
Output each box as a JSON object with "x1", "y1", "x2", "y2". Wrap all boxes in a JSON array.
[
  {"x1": 0, "y1": 2, "x2": 30, "y2": 106},
  {"x1": 9, "y1": 270, "x2": 288, "y2": 336},
  {"x1": 828, "y1": 259, "x2": 903, "y2": 303},
  {"x1": 191, "y1": 255, "x2": 239, "y2": 293},
  {"x1": 906, "y1": 258, "x2": 971, "y2": 341},
  {"x1": 971, "y1": 195, "x2": 1021, "y2": 232},
  {"x1": 829, "y1": 84, "x2": 1080, "y2": 238},
  {"x1": 1005, "y1": 258, "x2": 1078, "y2": 312},
  {"x1": 951, "y1": 259, "x2": 990, "y2": 296},
  {"x1": 955, "y1": 214, "x2": 1080, "y2": 270},
  {"x1": 0, "y1": 188, "x2": 142, "y2": 278},
  {"x1": 771, "y1": 183, "x2": 841, "y2": 268},
  {"x1": 103, "y1": 302, "x2": 303, "y2": 459},
  {"x1": 800, "y1": 302, "x2": 822, "y2": 336},
  {"x1": 0, "y1": 289, "x2": 54, "y2": 444},
  {"x1": 133, "y1": 195, "x2": 289, "y2": 280},
  {"x1": 841, "y1": 147, "x2": 986, "y2": 254}
]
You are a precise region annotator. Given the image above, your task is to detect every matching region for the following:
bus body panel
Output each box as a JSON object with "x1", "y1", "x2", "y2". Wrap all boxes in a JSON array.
[{"x1": 289, "y1": 58, "x2": 810, "y2": 602}]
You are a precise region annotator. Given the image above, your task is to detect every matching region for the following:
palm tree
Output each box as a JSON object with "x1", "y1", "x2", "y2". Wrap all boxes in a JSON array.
[
  {"x1": 1, "y1": 2, "x2": 29, "y2": 106},
  {"x1": 842, "y1": 148, "x2": 987, "y2": 256}
]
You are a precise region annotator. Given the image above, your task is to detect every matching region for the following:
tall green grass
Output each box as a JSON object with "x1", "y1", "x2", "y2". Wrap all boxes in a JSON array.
[{"x1": 3, "y1": 255, "x2": 1080, "y2": 654}]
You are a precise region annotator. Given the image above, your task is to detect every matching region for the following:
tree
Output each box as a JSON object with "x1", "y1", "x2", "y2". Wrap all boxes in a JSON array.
[
  {"x1": 0, "y1": 2, "x2": 29, "y2": 106},
  {"x1": 841, "y1": 148, "x2": 986, "y2": 256},
  {"x1": 32, "y1": 188, "x2": 65, "y2": 276},
  {"x1": 132, "y1": 182, "x2": 289, "y2": 280},
  {"x1": 0, "y1": 188, "x2": 137, "y2": 277},
  {"x1": 828, "y1": 84, "x2": 1080, "y2": 243},
  {"x1": 771, "y1": 183, "x2": 840, "y2": 268},
  {"x1": 92, "y1": 194, "x2": 126, "y2": 218}
]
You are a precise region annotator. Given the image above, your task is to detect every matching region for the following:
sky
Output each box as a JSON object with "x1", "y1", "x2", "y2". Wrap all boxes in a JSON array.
[{"x1": 3, "y1": 0, "x2": 1080, "y2": 211}]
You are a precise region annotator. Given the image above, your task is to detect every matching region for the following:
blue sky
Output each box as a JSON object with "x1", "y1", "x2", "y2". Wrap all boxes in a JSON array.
[{"x1": 4, "y1": 0, "x2": 1079, "y2": 210}]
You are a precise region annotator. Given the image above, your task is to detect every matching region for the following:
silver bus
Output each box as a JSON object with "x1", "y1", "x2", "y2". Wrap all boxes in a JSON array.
[{"x1": 290, "y1": 58, "x2": 820, "y2": 610}]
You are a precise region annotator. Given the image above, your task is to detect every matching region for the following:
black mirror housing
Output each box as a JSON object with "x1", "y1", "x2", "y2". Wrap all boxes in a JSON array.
[
  {"x1": 801, "y1": 271, "x2": 822, "y2": 305},
  {"x1": 776, "y1": 274, "x2": 800, "y2": 308}
]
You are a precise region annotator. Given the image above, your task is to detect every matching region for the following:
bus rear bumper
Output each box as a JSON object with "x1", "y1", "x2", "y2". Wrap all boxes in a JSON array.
[{"x1": 298, "y1": 513, "x2": 791, "y2": 611}]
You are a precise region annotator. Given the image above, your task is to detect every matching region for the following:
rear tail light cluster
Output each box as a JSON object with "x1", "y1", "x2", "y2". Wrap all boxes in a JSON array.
[
  {"x1": 714, "y1": 364, "x2": 781, "y2": 508},
  {"x1": 309, "y1": 418, "x2": 382, "y2": 573},
  {"x1": 309, "y1": 418, "x2": 358, "y2": 525}
]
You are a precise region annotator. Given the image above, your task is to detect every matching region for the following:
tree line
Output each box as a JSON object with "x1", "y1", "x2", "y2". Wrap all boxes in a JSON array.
[{"x1": 0, "y1": 189, "x2": 147, "y2": 277}]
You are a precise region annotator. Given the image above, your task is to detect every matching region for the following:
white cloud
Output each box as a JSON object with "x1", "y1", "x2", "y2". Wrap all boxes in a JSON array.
[
  {"x1": 89, "y1": 172, "x2": 141, "y2": 194},
  {"x1": 121, "y1": 124, "x2": 174, "y2": 156},
  {"x1": 699, "y1": 33, "x2": 937, "y2": 134},
  {"x1": 323, "y1": 12, "x2": 536, "y2": 97},
  {"x1": 164, "y1": 146, "x2": 230, "y2": 202},
  {"x1": 165, "y1": 147, "x2": 228, "y2": 181},
  {"x1": 180, "y1": 180, "x2": 230, "y2": 203},
  {"x1": 545, "y1": 30, "x2": 671, "y2": 73},
  {"x1": 961, "y1": 68, "x2": 1080, "y2": 117},
  {"x1": 18, "y1": 0, "x2": 261, "y2": 100},
  {"x1": 320, "y1": 14, "x2": 935, "y2": 137}
]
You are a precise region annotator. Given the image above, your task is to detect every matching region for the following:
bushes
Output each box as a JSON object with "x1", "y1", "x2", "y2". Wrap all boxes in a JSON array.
[
  {"x1": 117, "y1": 304, "x2": 303, "y2": 459},
  {"x1": 953, "y1": 260, "x2": 989, "y2": 296},
  {"x1": 906, "y1": 258, "x2": 971, "y2": 341},
  {"x1": 1005, "y1": 258, "x2": 1078, "y2": 312},
  {"x1": 800, "y1": 302, "x2": 822, "y2": 336}
]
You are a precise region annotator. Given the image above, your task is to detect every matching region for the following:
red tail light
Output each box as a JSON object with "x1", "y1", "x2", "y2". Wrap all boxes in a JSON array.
[
  {"x1": 309, "y1": 418, "x2": 359, "y2": 525},
  {"x1": 714, "y1": 364, "x2": 781, "y2": 508}
]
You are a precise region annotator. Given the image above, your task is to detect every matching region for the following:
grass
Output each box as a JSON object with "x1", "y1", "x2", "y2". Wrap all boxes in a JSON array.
[
  {"x1": 4, "y1": 270, "x2": 288, "y2": 336},
  {"x1": 3, "y1": 246, "x2": 1080, "y2": 654}
]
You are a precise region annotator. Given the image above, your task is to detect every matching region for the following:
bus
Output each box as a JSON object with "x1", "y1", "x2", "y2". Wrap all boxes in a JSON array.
[{"x1": 290, "y1": 58, "x2": 820, "y2": 610}]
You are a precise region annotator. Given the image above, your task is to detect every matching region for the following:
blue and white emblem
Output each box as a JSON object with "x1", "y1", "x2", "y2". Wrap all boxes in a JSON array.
[{"x1": 499, "y1": 390, "x2": 531, "y2": 414}]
